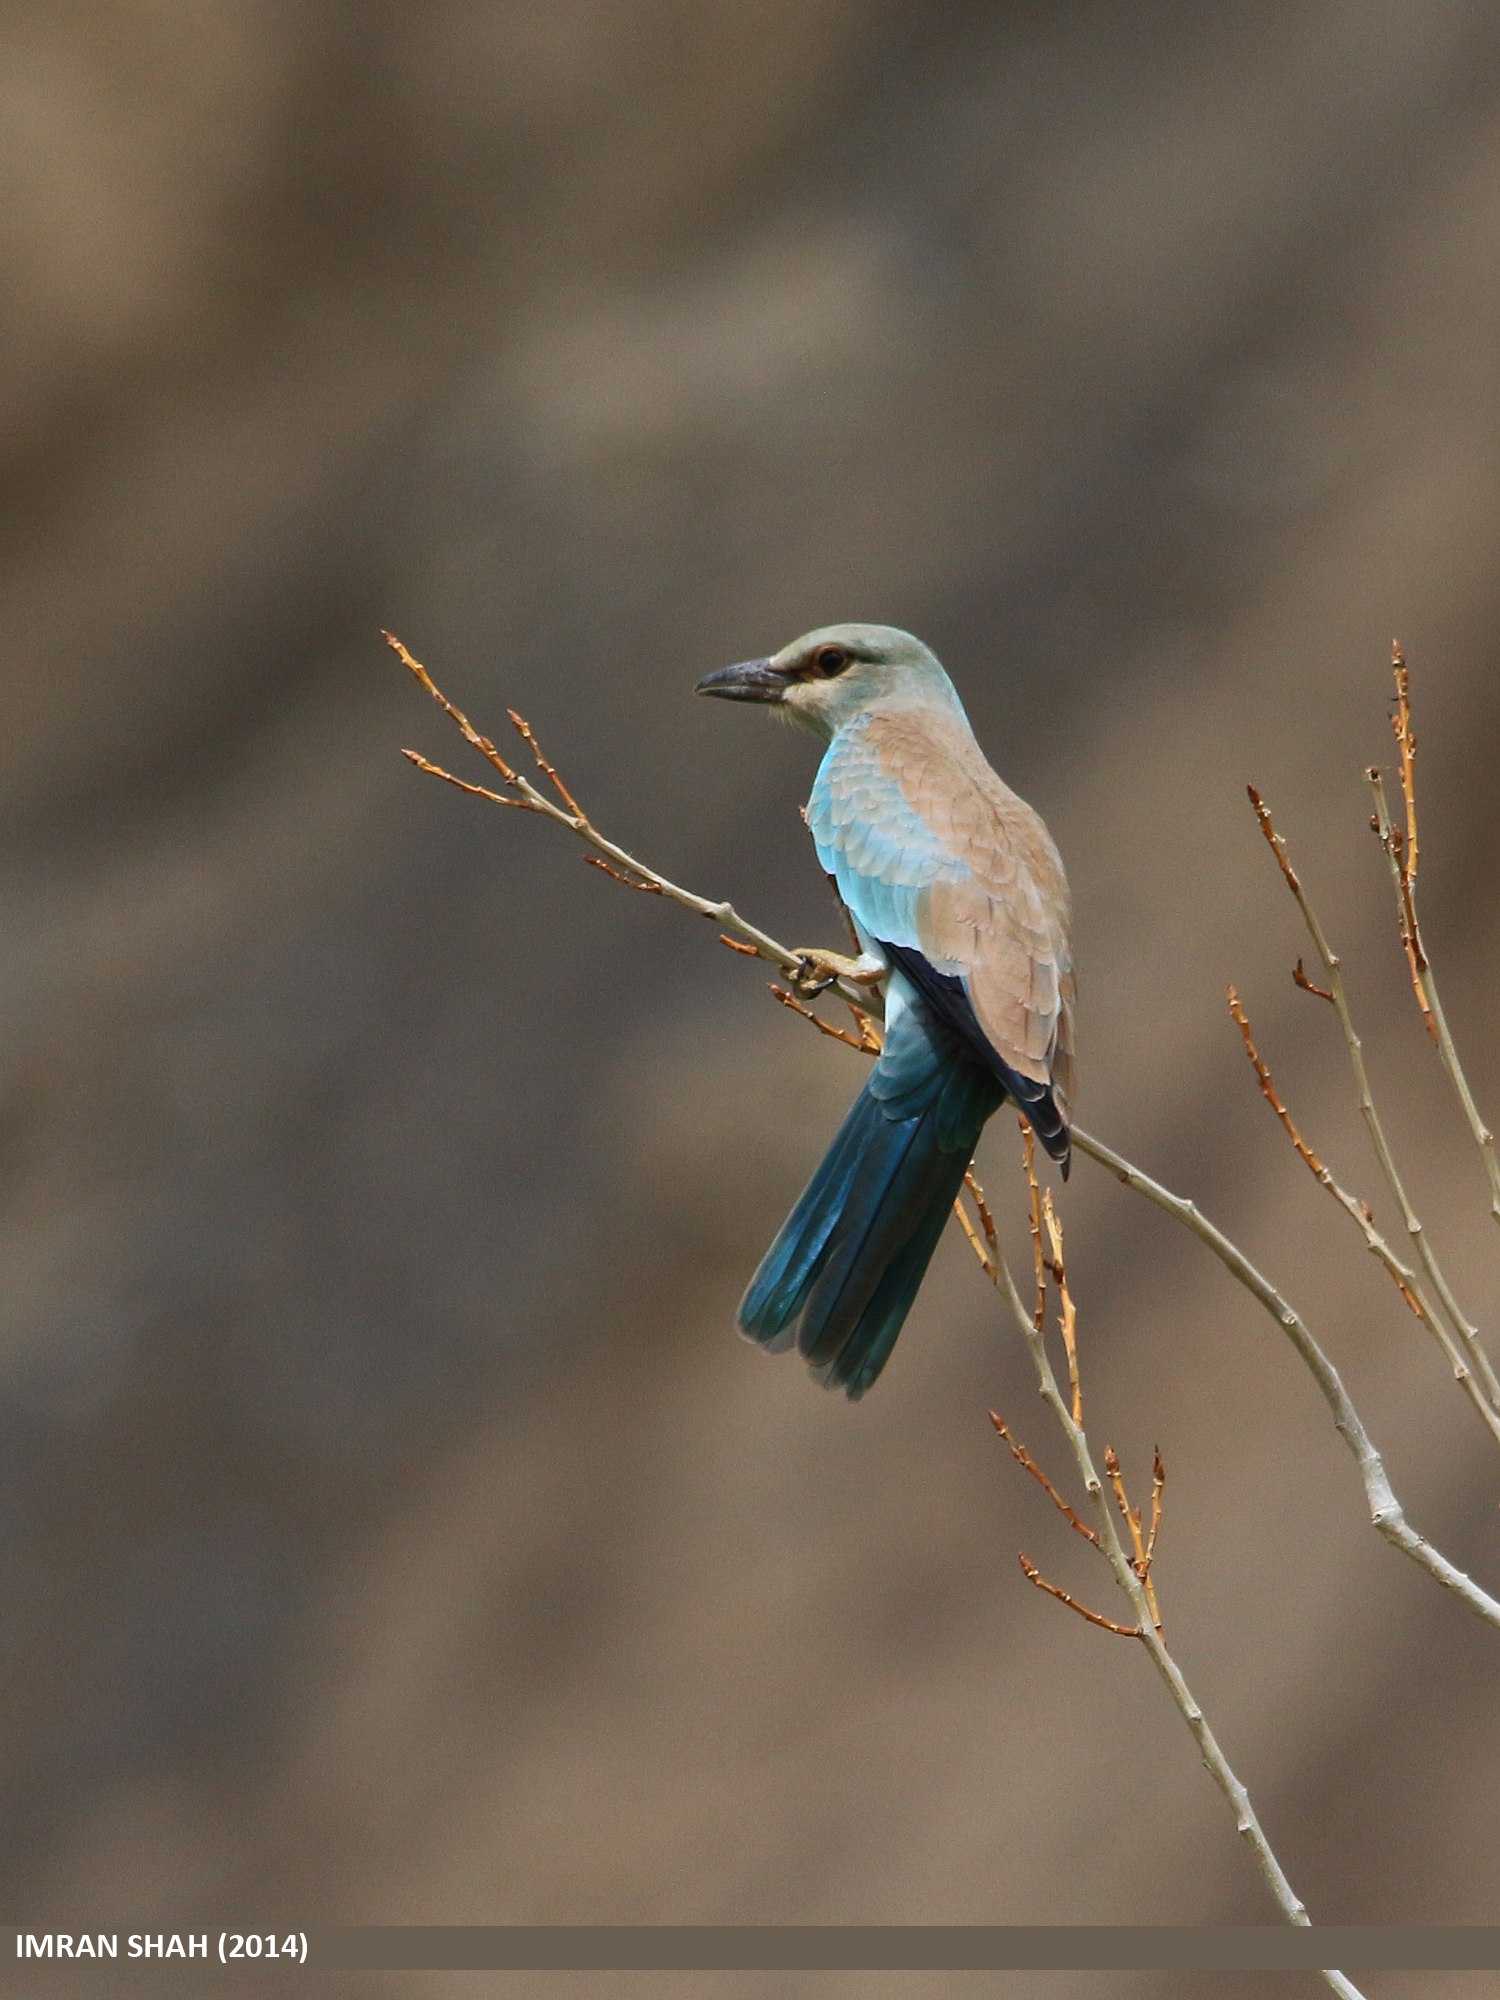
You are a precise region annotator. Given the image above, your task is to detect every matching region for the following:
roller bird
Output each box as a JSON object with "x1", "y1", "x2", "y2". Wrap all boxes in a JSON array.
[{"x1": 696, "y1": 623, "x2": 1074, "y2": 1398}]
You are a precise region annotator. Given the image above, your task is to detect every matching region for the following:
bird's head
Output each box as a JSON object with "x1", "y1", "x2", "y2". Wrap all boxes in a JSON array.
[{"x1": 695, "y1": 623, "x2": 958, "y2": 738}]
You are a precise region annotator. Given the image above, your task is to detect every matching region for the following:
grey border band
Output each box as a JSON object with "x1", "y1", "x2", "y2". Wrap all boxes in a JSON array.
[{"x1": 304, "y1": 1927, "x2": 1500, "y2": 1971}]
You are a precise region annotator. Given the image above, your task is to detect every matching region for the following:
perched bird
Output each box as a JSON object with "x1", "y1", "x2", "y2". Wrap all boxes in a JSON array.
[{"x1": 696, "y1": 623, "x2": 1074, "y2": 1399}]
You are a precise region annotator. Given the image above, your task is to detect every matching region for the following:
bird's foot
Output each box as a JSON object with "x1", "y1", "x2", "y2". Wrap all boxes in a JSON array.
[{"x1": 789, "y1": 947, "x2": 886, "y2": 998}]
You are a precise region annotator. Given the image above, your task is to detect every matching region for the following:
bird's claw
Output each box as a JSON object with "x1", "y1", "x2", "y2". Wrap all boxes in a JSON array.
[
  {"x1": 789, "y1": 948, "x2": 886, "y2": 998},
  {"x1": 791, "y1": 955, "x2": 838, "y2": 998}
]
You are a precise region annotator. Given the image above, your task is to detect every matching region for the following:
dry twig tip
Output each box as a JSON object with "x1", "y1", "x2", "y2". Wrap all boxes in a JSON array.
[
  {"x1": 1017, "y1": 1553, "x2": 1141, "y2": 1638},
  {"x1": 991, "y1": 1413, "x2": 1098, "y2": 1545}
]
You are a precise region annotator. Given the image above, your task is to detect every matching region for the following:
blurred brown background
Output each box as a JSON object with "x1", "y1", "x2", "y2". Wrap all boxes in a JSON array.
[{"x1": 5, "y1": 3, "x2": 1500, "y2": 1996}]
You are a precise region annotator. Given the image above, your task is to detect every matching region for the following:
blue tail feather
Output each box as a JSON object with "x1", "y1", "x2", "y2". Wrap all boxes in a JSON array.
[
  {"x1": 795, "y1": 1113, "x2": 936, "y2": 1369},
  {"x1": 737, "y1": 999, "x2": 1003, "y2": 1397},
  {"x1": 827, "y1": 1148, "x2": 975, "y2": 1399},
  {"x1": 738, "y1": 1097, "x2": 881, "y2": 1347}
]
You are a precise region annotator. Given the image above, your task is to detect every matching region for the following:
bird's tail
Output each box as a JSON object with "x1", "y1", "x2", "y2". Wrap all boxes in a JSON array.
[{"x1": 738, "y1": 1002, "x2": 1003, "y2": 1398}]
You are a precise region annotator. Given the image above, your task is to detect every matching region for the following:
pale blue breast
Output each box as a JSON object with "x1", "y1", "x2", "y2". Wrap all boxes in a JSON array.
[{"x1": 807, "y1": 719, "x2": 970, "y2": 966}]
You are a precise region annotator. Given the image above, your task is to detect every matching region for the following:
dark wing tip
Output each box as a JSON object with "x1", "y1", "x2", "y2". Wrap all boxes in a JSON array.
[{"x1": 878, "y1": 937, "x2": 1072, "y2": 1168}]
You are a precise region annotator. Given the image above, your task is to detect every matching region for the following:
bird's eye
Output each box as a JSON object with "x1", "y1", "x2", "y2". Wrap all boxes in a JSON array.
[{"x1": 813, "y1": 644, "x2": 850, "y2": 676}]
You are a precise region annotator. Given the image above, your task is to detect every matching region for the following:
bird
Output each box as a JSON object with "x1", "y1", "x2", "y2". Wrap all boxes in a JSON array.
[{"x1": 695, "y1": 623, "x2": 1074, "y2": 1399}]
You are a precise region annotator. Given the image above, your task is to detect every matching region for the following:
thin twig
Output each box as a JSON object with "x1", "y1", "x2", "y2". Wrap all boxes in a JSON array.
[
  {"x1": 1017, "y1": 1553, "x2": 1140, "y2": 1637},
  {"x1": 1042, "y1": 1187, "x2": 1082, "y2": 1426},
  {"x1": 1368, "y1": 696, "x2": 1500, "y2": 1231},
  {"x1": 1248, "y1": 784, "x2": 1500, "y2": 1433},
  {"x1": 400, "y1": 749, "x2": 523, "y2": 809},
  {"x1": 1383, "y1": 644, "x2": 1431, "y2": 1028},
  {"x1": 388, "y1": 635, "x2": 522, "y2": 784},
  {"x1": 1227, "y1": 985, "x2": 1425, "y2": 1322},
  {"x1": 1020, "y1": 1122, "x2": 1048, "y2": 1333},
  {"x1": 1374, "y1": 653, "x2": 1434, "y2": 1036},
  {"x1": 954, "y1": 1170, "x2": 1001, "y2": 1278},
  {"x1": 978, "y1": 1177, "x2": 1342, "y2": 1960},
  {"x1": 1104, "y1": 1449, "x2": 1144, "y2": 1569},
  {"x1": 1392, "y1": 645, "x2": 1419, "y2": 882},
  {"x1": 985, "y1": 1232, "x2": 1345, "y2": 1961},
  {"x1": 1072, "y1": 1125, "x2": 1500, "y2": 1632},
  {"x1": 1227, "y1": 985, "x2": 1327, "y2": 1179},
  {"x1": 585, "y1": 855, "x2": 663, "y2": 894},
  {"x1": 1384, "y1": 812, "x2": 1434, "y2": 1038},
  {"x1": 1292, "y1": 957, "x2": 1335, "y2": 1004},
  {"x1": 1104, "y1": 1444, "x2": 1163, "y2": 1635},
  {"x1": 1146, "y1": 1450, "x2": 1166, "y2": 1566},
  {"x1": 769, "y1": 984, "x2": 881, "y2": 1053},
  {"x1": 991, "y1": 1413, "x2": 1098, "y2": 1544},
  {"x1": 953, "y1": 1196, "x2": 997, "y2": 1277},
  {"x1": 966, "y1": 1168, "x2": 1001, "y2": 1266},
  {"x1": 507, "y1": 707, "x2": 586, "y2": 819},
  {"x1": 393, "y1": 632, "x2": 864, "y2": 1001}
]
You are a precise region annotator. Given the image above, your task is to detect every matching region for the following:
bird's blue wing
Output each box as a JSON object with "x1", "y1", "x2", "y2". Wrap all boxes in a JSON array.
[{"x1": 808, "y1": 718, "x2": 1071, "y2": 1169}]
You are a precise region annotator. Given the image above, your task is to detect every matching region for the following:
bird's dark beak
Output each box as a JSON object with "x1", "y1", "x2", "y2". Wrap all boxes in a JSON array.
[{"x1": 694, "y1": 657, "x2": 785, "y2": 703}]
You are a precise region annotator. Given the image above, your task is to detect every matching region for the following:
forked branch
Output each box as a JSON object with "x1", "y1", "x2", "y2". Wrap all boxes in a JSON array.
[
  {"x1": 1016, "y1": 1553, "x2": 1141, "y2": 1638},
  {"x1": 973, "y1": 1141, "x2": 1348, "y2": 1976},
  {"x1": 1246, "y1": 783, "x2": 1500, "y2": 1428}
]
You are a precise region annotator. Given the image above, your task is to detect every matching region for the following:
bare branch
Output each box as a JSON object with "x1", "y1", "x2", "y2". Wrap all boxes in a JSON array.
[
  {"x1": 770, "y1": 983, "x2": 882, "y2": 1054},
  {"x1": 400, "y1": 749, "x2": 529, "y2": 810},
  {"x1": 1366, "y1": 658, "x2": 1500, "y2": 1232},
  {"x1": 986, "y1": 1218, "x2": 1329, "y2": 1945},
  {"x1": 388, "y1": 632, "x2": 522, "y2": 785},
  {"x1": 1072, "y1": 1125, "x2": 1500, "y2": 1631},
  {"x1": 1227, "y1": 984, "x2": 1327, "y2": 1179},
  {"x1": 990, "y1": 1412, "x2": 1098, "y2": 1545},
  {"x1": 1018, "y1": 1553, "x2": 1141, "y2": 1638},
  {"x1": 392, "y1": 632, "x2": 870, "y2": 1001},
  {"x1": 1103, "y1": 1444, "x2": 1141, "y2": 1549},
  {"x1": 585, "y1": 855, "x2": 663, "y2": 893},
  {"x1": 1105, "y1": 1443, "x2": 1162, "y2": 1636},
  {"x1": 966, "y1": 1168, "x2": 1001, "y2": 1266},
  {"x1": 1246, "y1": 784, "x2": 1500, "y2": 1432},
  {"x1": 1227, "y1": 985, "x2": 1425, "y2": 1321},
  {"x1": 1292, "y1": 957, "x2": 1335, "y2": 1004},
  {"x1": 1042, "y1": 1187, "x2": 1082, "y2": 1427},
  {"x1": 953, "y1": 1195, "x2": 997, "y2": 1278},
  {"x1": 1019, "y1": 1120, "x2": 1047, "y2": 1333},
  {"x1": 1391, "y1": 642, "x2": 1420, "y2": 888},
  {"x1": 506, "y1": 707, "x2": 587, "y2": 820},
  {"x1": 1146, "y1": 1449, "x2": 1166, "y2": 1566}
]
